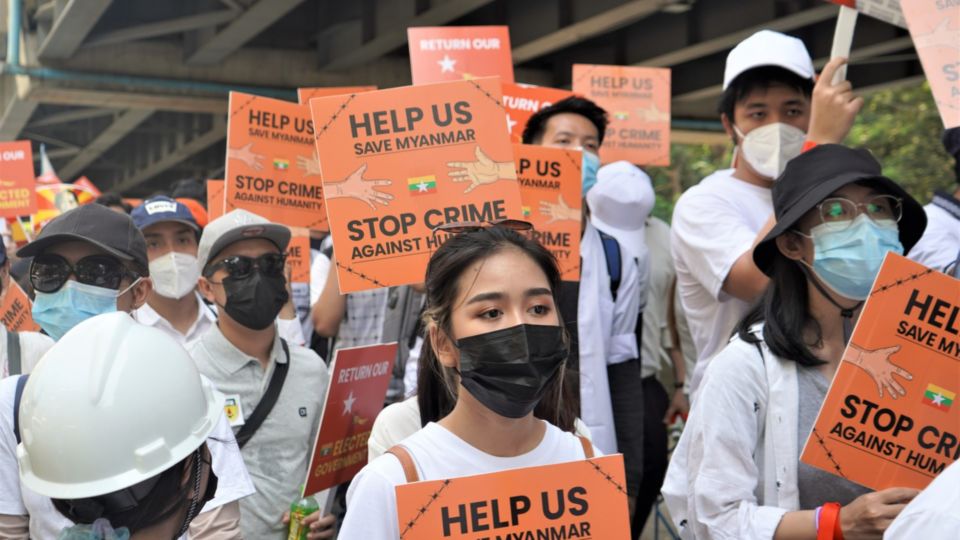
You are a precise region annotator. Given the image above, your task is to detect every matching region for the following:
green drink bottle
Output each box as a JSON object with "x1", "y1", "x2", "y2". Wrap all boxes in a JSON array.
[{"x1": 287, "y1": 487, "x2": 319, "y2": 540}]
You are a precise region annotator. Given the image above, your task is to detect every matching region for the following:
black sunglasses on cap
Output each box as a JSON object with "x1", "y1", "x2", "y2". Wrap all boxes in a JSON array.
[
  {"x1": 204, "y1": 253, "x2": 286, "y2": 279},
  {"x1": 30, "y1": 254, "x2": 139, "y2": 294}
]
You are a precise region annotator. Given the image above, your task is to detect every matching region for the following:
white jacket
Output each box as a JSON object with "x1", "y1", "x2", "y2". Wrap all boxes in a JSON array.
[{"x1": 662, "y1": 323, "x2": 800, "y2": 539}]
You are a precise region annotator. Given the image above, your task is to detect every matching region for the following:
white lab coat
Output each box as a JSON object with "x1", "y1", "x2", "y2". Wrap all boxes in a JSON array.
[
  {"x1": 577, "y1": 223, "x2": 641, "y2": 454},
  {"x1": 662, "y1": 323, "x2": 800, "y2": 539}
]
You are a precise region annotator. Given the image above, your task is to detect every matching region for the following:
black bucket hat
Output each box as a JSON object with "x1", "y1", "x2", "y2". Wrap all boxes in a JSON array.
[{"x1": 753, "y1": 144, "x2": 926, "y2": 275}]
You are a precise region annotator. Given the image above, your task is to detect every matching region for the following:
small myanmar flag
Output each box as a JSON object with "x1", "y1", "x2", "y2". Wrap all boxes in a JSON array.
[
  {"x1": 921, "y1": 383, "x2": 955, "y2": 412},
  {"x1": 522, "y1": 206, "x2": 532, "y2": 217},
  {"x1": 408, "y1": 175, "x2": 437, "y2": 196},
  {"x1": 273, "y1": 158, "x2": 289, "y2": 171}
]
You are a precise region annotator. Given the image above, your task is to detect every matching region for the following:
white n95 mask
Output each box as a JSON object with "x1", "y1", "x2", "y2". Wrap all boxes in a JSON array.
[
  {"x1": 149, "y1": 252, "x2": 201, "y2": 299},
  {"x1": 735, "y1": 122, "x2": 806, "y2": 179}
]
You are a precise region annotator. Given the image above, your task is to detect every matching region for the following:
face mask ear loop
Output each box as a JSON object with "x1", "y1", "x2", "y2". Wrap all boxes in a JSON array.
[{"x1": 797, "y1": 263, "x2": 863, "y2": 345}]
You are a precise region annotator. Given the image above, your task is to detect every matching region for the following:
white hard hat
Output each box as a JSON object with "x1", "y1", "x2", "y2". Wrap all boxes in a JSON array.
[
  {"x1": 17, "y1": 312, "x2": 223, "y2": 500},
  {"x1": 723, "y1": 30, "x2": 815, "y2": 90}
]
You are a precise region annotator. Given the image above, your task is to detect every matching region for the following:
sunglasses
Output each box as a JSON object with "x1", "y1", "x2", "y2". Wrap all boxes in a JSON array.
[
  {"x1": 204, "y1": 253, "x2": 286, "y2": 279},
  {"x1": 431, "y1": 219, "x2": 534, "y2": 236},
  {"x1": 30, "y1": 254, "x2": 139, "y2": 294}
]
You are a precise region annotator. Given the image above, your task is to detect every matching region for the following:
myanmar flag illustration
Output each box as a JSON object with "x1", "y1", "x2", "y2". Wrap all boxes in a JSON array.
[
  {"x1": 522, "y1": 206, "x2": 531, "y2": 217},
  {"x1": 408, "y1": 175, "x2": 437, "y2": 196},
  {"x1": 273, "y1": 158, "x2": 289, "y2": 171},
  {"x1": 921, "y1": 383, "x2": 955, "y2": 412}
]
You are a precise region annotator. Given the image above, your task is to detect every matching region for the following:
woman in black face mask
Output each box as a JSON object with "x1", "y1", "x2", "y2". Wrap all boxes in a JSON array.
[{"x1": 340, "y1": 224, "x2": 590, "y2": 538}]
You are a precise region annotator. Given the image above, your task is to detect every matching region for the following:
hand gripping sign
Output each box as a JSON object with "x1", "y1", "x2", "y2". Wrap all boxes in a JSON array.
[
  {"x1": 901, "y1": 0, "x2": 960, "y2": 129},
  {"x1": 308, "y1": 77, "x2": 523, "y2": 294},
  {"x1": 513, "y1": 144, "x2": 582, "y2": 281},
  {"x1": 224, "y1": 92, "x2": 328, "y2": 230},
  {"x1": 801, "y1": 254, "x2": 960, "y2": 490},
  {"x1": 408, "y1": 26, "x2": 514, "y2": 85},
  {"x1": 303, "y1": 343, "x2": 397, "y2": 498},
  {"x1": 396, "y1": 454, "x2": 630, "y2": 539},
  {"x1": 572, "y1": 64, "x2": 671, "y2": 166}
]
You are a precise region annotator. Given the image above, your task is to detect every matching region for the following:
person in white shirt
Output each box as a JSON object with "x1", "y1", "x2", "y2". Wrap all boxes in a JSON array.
[
  {"x1": 0, "y1": 204, "x2": 252, "y2": 539},
  {"x1": 521, "y1": 97, "x2": 643, "y2": 521},
  {"x1": 0, "y1": 235, "x2": 54, "y2": 378},
  {"x1": 884, "y1": 459, "x2": 960, "y2": 539},
  {"x1": 131, "y1": 196, "x2": 306, "y2": 347},
  {"x1": 340, "y1": 224, "x2": 598, "y2": 538},
  {"x1": 671, "y1": 30, "x2": 864, "y2": 395},
  {"x1": 662, "y1": 145, "x2": 927, "y2": 540},
  {"x1": 908, "y1": 128, "x2": 960, "y2": 277}
]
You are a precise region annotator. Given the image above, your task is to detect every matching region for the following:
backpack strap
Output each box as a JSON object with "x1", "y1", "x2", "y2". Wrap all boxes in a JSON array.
[
  {"x1": 386, "y1": 444, "x2": 419, "y2": 483},
  {"x1": 597, "y1": 230, "x2": 622, "y2": 301},
  {"x1": 13, "y1": 375, "x2": 28, "y2": 445},
  {"x1": 577, "y1": 435, "x2": 594, "y2": 459},
  {"x1": 6, "y1": 331, "x2": 20, "y2": 377}
]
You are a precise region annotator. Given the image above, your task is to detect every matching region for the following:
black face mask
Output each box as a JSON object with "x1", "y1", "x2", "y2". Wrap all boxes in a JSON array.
[
  {"x1": 221, "y1": 271, "x2": 288, "y2": 330},
  {"x1": 455, "y1": 324, "x2": 568, "y2": 419}
]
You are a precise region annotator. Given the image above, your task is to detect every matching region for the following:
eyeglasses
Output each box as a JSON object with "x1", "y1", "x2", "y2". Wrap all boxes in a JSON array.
[
  {"x1": 204, "y1": 253, "x2": 286, "y2": 279},
  {"x1": 431, "y1": 219, "x2": 534, "y2": 236},
  {"x1": 816, "y1": 195, "x2": 903, "y2": 229},
  {"x1": 30, "y1": 254, "x2": 138, "y2": 293}
]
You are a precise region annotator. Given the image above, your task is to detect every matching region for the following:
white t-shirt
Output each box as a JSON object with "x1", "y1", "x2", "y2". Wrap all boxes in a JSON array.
[
  {"x1": 908, "y1": 195, "x2": 960, "y2": 275},
  {"x1": 670, "y1": 168, "x2": 772, "y2": 394},
  {"x1": 884, "y1": 458, "x2": 960, "y2": 539},
  {"x1": 341, "y1": 421, "x2": 598, "y2": 539},
  {"x1": 641, "y1": 217, "x2": 674, "y2": 378},
  {"x1": 0, "y1": 374, "x2": 254, "y2": 539},
  {"x1": 1, "y1": 329, "x2": 54, "y2": 378}
]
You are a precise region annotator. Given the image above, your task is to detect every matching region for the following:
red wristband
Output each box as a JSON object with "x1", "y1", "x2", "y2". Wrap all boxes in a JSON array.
[
  {"x1": 817, "y1": 502, "x2": 842, "y2": 540},
  {"x1": 801, "y1": 140, "x2": 819, "y2": 153}
]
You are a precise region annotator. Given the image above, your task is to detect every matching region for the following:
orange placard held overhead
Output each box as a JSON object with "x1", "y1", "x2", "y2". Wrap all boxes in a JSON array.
[
  {"x1": 287, "y1": 227, "x2": 311, "y2": 285},
  {"x1": 407, "y1": 26, "x2": 513, "y2": 85},
  {"x1": 224, "y1": 92, "x2": 328, "y2": 230},
  {"x1": 572, "y1": 64, "x2": 671, "y2": 166},
  {"x1": 206, "y1": 179, "x2": 225, "y2": 221},
  {"x1": 298, "y1": 87, "x2": 376, "y2": 105},
  {"x1": 303, "y1": 343, "x2": 397, "y2": 497},
  {"x1": 0, "y1": 282, "x2": 40, "y2": 334},
  {"x1": 396, "y1": 454, "x2": 630, "y2": 539},
  {"x1": 901, "y1": 0, "x2": 960, "y2": 128},
  {"x1": 309, "y1": 77, "x2": 523, "y2": 293},
  {"x1": 0, "y1": 141, "x2": 37, "y2": 218},
  {"x1": 502, "y1": 83, "x2": 575, "y2": 144},
  {"x1": 800, "y1": 254, "x2": 960, "y2": 491},
  {"x1": 514, "y1": 144, "x2": 582, "y2": 281}
]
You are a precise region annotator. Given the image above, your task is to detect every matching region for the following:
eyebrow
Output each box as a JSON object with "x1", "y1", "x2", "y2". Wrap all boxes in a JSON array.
[{"x1": 465, "y1": 287, "x2": 553, "y2": 305}]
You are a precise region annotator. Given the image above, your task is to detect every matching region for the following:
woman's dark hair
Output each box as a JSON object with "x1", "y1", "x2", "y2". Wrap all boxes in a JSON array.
[
  {"x1": 736, "y1": 251, "x2": 826, "y2": 366},
  {"x1": 52, "y1": 445, "x2": 204, "y2": 535},
  {"x1": 94, "y1": 192, "x2": 133, "y2": 214},
  {"x1": 522, "y1": 96, "x2": 609, "y2": 145},
  {"x1": 416, "y1": 226, "x2": 578, "y2": 432}
]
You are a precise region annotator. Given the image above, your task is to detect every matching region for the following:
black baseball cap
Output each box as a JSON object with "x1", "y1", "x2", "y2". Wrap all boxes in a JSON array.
[
  {"x1": 753, "y1": 144, "x2": 926, "y2": 275},
  {"x1": 17, "y1": 204, "x2": 150, "y2": 276}
]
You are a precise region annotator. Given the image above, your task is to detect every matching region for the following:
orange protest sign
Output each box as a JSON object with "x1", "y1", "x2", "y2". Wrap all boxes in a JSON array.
[
  {"x1": 0, "y1": 141, "x2": 37, "y2": 218},
  {"x1": 297, "y1": 86, "x2": 376, "y2": 104},
  {"x1": 0, "y1": 281, "x2": 39, "y2": 333},
  {"x1": 303, "y1": 343, "x2": 397, "y2": 496},
  {"x1": 827, "y1": 0, "x2": 907, "y2": 28},
  {"x1": 502, "y1": 83, "x2": 575, "y2": 144},
  {"x1": 288, "y1": 227, "x2": 311, "y2": 284},
  {"x1": 224, "y1": 92, "x2": 328, "y2": 230},
  {"x1": 408, "y1": 26, "x2": 513, "y2": 85},
  {"x1": 901, "y1": 0, "x2": 960, "y2": 128},
  {"x1": 206, "y1": 179, "x2": 225, "y2": 221},
  {"x1": 396, "y1": 454, "x2": 630, "y2": 539},
  {"x1": 572, "y1": 64, "x2": 671, "y2": 166},
  {"x1": 514, "y1": 144, "x2": 581, "y2": 281},
  {"x1": 309, "y1": 77, "x2": 523, "y2": 293},
  {"x1": 801, "y1": 254, "x2": 960, "y2": 491}
]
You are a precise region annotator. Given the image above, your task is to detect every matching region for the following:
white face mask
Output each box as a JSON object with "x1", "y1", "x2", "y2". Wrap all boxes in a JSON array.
[
  {"x1": 734, "y1": 122, "x2": 806, "y2": 179},
  {"x1": 149, "y1": 252, "x2": 200, "y2": 300}
]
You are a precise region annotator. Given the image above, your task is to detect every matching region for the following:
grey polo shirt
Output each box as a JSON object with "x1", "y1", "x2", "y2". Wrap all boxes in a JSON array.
[{"x1": 188, "y1": 324, "x2": 330, "y2": 539}]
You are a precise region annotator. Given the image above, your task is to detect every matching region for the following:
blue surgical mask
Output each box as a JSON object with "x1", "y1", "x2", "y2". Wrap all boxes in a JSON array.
[
  {"x1": 32, "y1": 279, "x2": 139, "y2": 341},
  {"x1": 804, "y1": 214, "x2": 903, "y2": 300},
  {"x1": 581, "y1": 151, "x2": 600, "y2": 196}
]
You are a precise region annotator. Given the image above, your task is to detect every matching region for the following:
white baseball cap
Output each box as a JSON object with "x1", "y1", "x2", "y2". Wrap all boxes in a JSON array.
[
  {"x1": 197, "y1": 209, "x2": 291, "y2": 272},
  {"x1": 723, "y1": 30, "x2": 815, "y2": 90}
]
